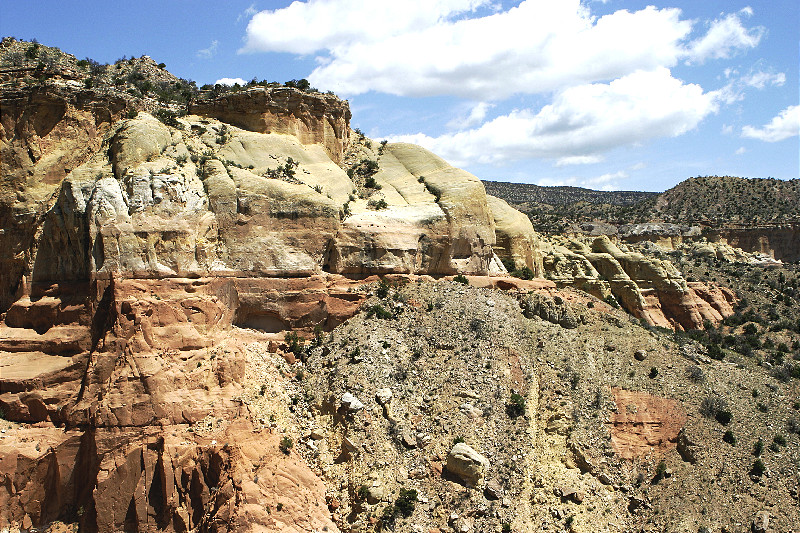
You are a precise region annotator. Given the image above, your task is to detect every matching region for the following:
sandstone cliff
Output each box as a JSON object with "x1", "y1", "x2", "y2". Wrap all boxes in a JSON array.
[{"x1": 541, "y1": 236, "x2": 736, "y2": 330}]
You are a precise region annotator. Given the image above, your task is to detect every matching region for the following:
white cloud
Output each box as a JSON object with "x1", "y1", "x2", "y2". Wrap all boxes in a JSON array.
[
  {"x1": 629, "y1": 162, "x2": 646, "y2": 171},
  {"x1": 735, "y1": 146, "x2": 747, "y2": 155},
  {"x1": 447, "y1": 102, "x2": 494, "y2": 130},
  {"x1": 742, "y1": 105, "x2": 800, "y2": 142},
  {"x1": 197, "y1": 40, "x2": 219, "y2": 59},
  {"x1": 391, "y1": 68, "x2": 720, "y2": 166},
  {"x1": 215, "y1": 77, "x2": 247, "y2": 86},
  {"x1": 242, "y1": 0, "x2": 700, "y2": 99},
  {"x1": 535, "y1": 171, "x2": 627, "y2": 191},
  {"x1": 741, "y1": 70, "x2": 785, "y2": 89},
  {"x1": 555, "y1": 155, "x2": 603, "y2": 166},
  {"x1": 686, "y1": 9, "x2": 763, "y2": 64},
  {"x1": 241, "y1": 0, "x2": 492, "y2": 55},
  {"x1": 237, "y1": 3, "x2": 258, "y2": 23}
]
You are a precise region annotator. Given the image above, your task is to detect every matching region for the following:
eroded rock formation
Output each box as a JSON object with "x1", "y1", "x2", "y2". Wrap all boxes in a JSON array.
[
  {"x1": 188, "y1": 87, "x2": 351, "y2": 164},
  {"x1": 542, "y1": 236, "x2": 736, "y2": 330}
]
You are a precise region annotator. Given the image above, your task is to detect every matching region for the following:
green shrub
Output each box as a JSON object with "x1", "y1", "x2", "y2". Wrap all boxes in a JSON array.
[
  {"x1": 649, "y1": 367, "x2": 659, "y2": 379},
  {"x1": 367, "y1": 198, "x2": 388, "y2": 210},
  {"x1": 707, "y1": 343, "x2": 724, "y2": 360},
  {"x1": 366, "y1": 304, "x2": 393, "y2": 319},
  {"x1": 279, "y1": 436, "x2": 293, "y2": 454},
  {"x1": 722, "y1": 430, "x2": 736, "y2": 445},
  {"x1": 753, "y1": 438, "x2": 764, "y2": 457},
  {"x1": 453, "y1": 274, "x2": 469, "y2": 285},
  {"x1": 750, "y1": 459, "x2": 766, "y2": 477},
  {"x1": 506, "y1": 392, "x2": 526, "y2": 418}
]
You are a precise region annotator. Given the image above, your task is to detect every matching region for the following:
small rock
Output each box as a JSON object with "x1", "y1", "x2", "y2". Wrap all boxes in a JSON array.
[
  {"x1": 367, "y1": 486, "x2": 385, "y2": 504},
  {"x1": 484, "y1": 481, "x2": 503, "y2": 500},
  {"x1": 634, "y1": 350, "x2": 647, "y2": 361},
  {"x1": 341, "y1": 392, "x2": 365, "y2": 412},
  {"x1": 342, "y1": 436, "x2": 360, "y2": 455},
  {"x1": 753, "y1": 510, "x2": 770, "y2": 533},
  {"x1": 310, "y1": 429, "x2": 325, "y2": 440},
  {"x1": 376, "y1": 388, "x2": 393, "y2": 405},
  {"x1": 401, "y1": 430, "x2": 417, "y2": 448}
]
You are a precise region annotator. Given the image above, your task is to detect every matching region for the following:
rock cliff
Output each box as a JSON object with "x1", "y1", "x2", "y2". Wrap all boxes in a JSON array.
[
  {"x1": 541, "y1": 236, "x2": 736, "y2": 330},
  {"x1": 188, "y1": 87, "x2": 351, "y2": 165}
]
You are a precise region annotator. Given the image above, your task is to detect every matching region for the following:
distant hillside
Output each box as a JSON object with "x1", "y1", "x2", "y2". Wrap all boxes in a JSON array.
[
  {"x1": 650, "y1": 176, "x2": 800, "y2": 226},
  {"x1": 486, "y1": 176, "x2": 800, "y2": 233},
  {"x1": 483, "y1": 180, "x2": 657, "y2": 206}
]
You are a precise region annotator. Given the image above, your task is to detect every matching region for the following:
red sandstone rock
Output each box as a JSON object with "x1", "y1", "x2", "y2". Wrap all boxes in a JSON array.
[{"x1": 608, "y1": 388, "x2": 687, "y2": 459}]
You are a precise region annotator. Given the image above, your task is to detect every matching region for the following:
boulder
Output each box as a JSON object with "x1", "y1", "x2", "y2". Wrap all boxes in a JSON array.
[{"x1": 446, "y1": 443, "x2": 489, "y2": 488}]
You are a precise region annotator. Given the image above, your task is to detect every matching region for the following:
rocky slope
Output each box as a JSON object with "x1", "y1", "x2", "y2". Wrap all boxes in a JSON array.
[{"x1": 3, "y1": 41, "x2": 795, "y2": 533}]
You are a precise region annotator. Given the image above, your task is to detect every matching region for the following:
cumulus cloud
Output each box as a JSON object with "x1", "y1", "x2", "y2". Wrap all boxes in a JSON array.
[
  {"x1": 241, "y1": 0, "x2": 492, "y2": 55},
  {"x1": 536, "y1": 171, "x2": 627, "y2": 191},
  {"x1": 242, "y1": 0, "x2": 700, "y2": 99},
  {"x1": 741, "y1": 70, "x2": 785, "y2": 89},
  {"x1": 742, "y1": 105, "x2": 800, "y2": 142},
  {"x1": 447, "y1": 102, "x2": 494, "y2": 130},
  {"x1": 390, "y1": 68, "x2": 720, "y2": 167},
  {"x1": 555, "y1": 155, "x2": 603, "y2": 167},
  {"x1": 197, "y1": 40, "x2": 219, "y2": 59},
  {"x1": 215, "y1": 77, "x2": 248, "y2": 86},
  {"x1": 686, "y1": 9, "x2": 763, "y2": 64}
]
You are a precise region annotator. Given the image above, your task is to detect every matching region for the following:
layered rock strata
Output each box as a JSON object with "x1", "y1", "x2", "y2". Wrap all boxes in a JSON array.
[
  {"x1": 542, "y1": 236, "x2": 736, "y2": 330},
  {"x1": 188, "y1": 87, "x2": 351, "y2": 165}
]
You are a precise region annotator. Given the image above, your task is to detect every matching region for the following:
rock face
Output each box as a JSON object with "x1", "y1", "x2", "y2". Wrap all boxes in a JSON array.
[
  {"x1": 609, "y1": 388, "x2": 687, "y2": 459},
  {"x1": 0, "y1": 82, "x2": 131, "y2": 311},
  {"x1": 189, "y1": 87, "x2": 352, "y2": 164},
  {"x1": 706, "y1": 224, "x2": 800, "y2": 262},
  {"x1": 542, "y1": 235, "x2": 736, "y2": 330},
  {"x1": 0, "y1": 422, "x2": 338, "y2": 533}
]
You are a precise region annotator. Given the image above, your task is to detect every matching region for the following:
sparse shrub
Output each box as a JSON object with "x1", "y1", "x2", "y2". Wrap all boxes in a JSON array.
[
  {"x1": 366, "y1": 304, "x2": 393, "y2": 319},
  {"x1": 753, "y1": 438, "x2": 764, "y2": 457},
  {"x1": 394, "y1": 488, "x2": 417, "y2": 517},
  {"x1": 649, "y1": 367, "x2": 659, "y2": 379},
  {"x1": 750, "y1": 459, "x2": 766, "y2": 477},
  {"x1": 453, "y1": 436, "x2": 465, "y2": 445},
  {"x1": 453, "y1": 274, "x2": 469, "y2": 285},
  {"x1": 653, "y1": 460, "x2": 667, "y2": 483},
  {"x1": 154, "y1": 108, "x2": 183, "y2": 129},
  {"x1": 512, "y1": 266, "x2": 535, "y2": 280},
  {"x1": 381, "y1": 488, "x2": 417, "y2": 526},
  {"x1": 279, "y1": 436, "x2": 293, "y2": 454},
  {"x1": 604, "y1": 294, "x2": 620, "y2": 308},
  {"x1": 175, "y1": 154, "x2": 188, "y2": 165},
  {"x1": 707, "y1": 343, "x2": 724, "y2": 360},
  {"x1": 367, "y1": 198, "x2": 388, "y2": 210},
  {"x1": 506, "y1": 392, "x2": 526, "y2": 418},
  {"x1": 773, "y1": 433, "x2": 786, "y2": 447},
  {"x1": 125, "y1": 109, "x2": 138, "y2": 119},
  {"x1": 723, "y1": 430, "x2": 736, "y2": 445},
  {"x1": 700, "y1": 394, "x2": 731, "y2": 425},
  {"x1": 284, "y1": 331, "x2": 305, "y2": 357},
  {"x1": 364, "y1": 175, "x2": 381, "y2": 189}
]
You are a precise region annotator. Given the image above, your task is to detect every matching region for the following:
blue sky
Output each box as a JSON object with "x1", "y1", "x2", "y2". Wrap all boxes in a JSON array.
[{"x1": 3, "y1": 0, "x2": 797, "y2": 192}]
